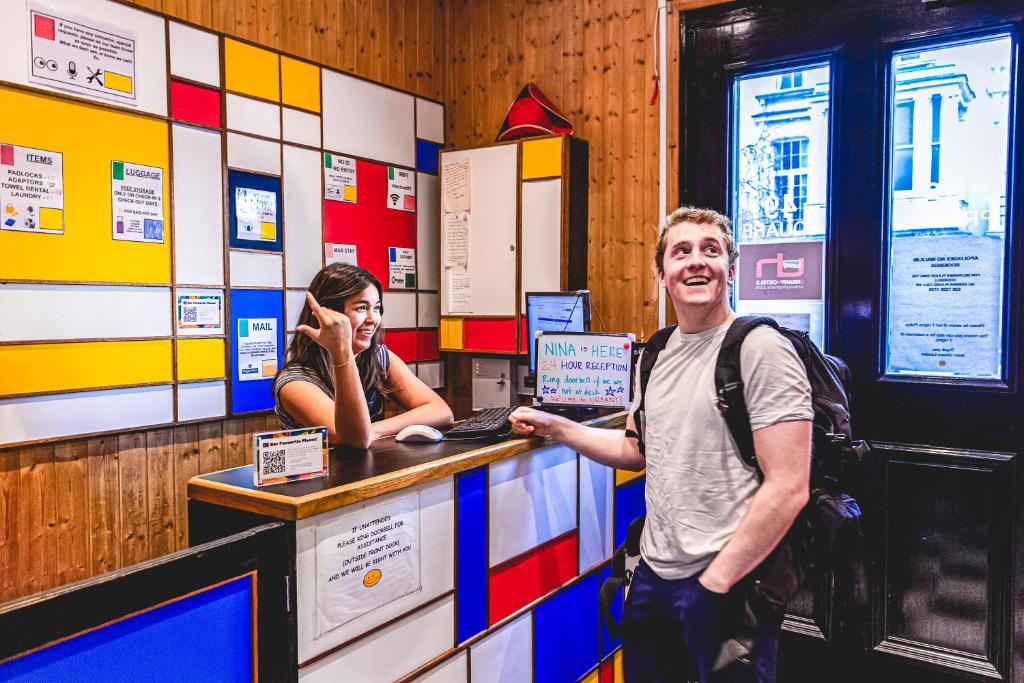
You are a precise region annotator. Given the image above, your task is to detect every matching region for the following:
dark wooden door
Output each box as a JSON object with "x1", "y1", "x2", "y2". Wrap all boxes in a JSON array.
[{"x1": 680, "y1": 1, "x2": 1024, "y2": 680}]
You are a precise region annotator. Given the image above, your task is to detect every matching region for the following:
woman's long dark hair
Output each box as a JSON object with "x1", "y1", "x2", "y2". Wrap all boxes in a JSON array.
[{"x1": 279, "y1": 263, "x2": 391, "y2": 398}]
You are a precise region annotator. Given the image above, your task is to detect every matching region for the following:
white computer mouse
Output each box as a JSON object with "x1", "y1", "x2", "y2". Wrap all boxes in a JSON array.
[{"x1": 395, "y1": 424, "x2": 444, "y2": 443}]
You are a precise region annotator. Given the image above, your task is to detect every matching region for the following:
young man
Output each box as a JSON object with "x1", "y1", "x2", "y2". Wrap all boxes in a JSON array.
[{"x1": 509, "y1": 207, "x2": 812, "y2": 682}]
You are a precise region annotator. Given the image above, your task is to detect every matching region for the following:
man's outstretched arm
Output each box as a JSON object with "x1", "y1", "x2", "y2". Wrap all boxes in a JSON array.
[{"x1": 509, "y1": 407, "x2": 646, "y2": 471}]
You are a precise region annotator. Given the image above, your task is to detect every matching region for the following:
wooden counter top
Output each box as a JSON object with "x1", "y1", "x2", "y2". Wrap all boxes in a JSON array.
[{"x1": 188, "y1": 411, "x2": 627, "y2": 521}]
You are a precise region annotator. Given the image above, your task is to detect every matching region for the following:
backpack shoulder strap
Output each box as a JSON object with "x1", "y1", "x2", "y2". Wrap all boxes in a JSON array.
[
  {"x1": 715, "y1": 316, "x2": 780, "y2": 471},
  {"x1": 633, "y1": 325, "x2": 677, "y2": 455}
]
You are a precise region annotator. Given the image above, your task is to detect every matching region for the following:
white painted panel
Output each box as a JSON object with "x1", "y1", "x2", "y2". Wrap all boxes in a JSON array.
[
  {"x1": 300, "y1": 595, "x2": 454, "y2": 683},
  {"x1": 416, "y1": 361, "x2": 443, "y2": 389},
  {"x1": 230, "y1": 251, "x2": 283, "y2": 288},
  {"x1": 416, "y1": 98, "x2": 445, "y2": 144},
  {"x1": 520, "y1": 179, "x2": 563, "y2": 308},
  {"x1": 0, "y1": 0, "x2": 168, "y2": 115},
  {"x1": 283, "y1": 108, "x2": 322, "y2": 148},
  {"x1": 177, "y1": 381, "x2": 226, "y2": 421},
  {"x1": 283, "y1": 145, "x2": 323, "y2": 287},
  {"x1": 296, "y1": 478, "x2": 455, "y2": 662},
  {"x1": 411, "y1": 651, "x2": 466, "y2": 683},
  {"x1": 417, "y1": 292, "x2": 440, "y2": 328},
  {"x1": 0, "y1": 385, "x2": 174, "y2": 446},
  {"x1": 168, "y1": 21, "x2": 220, "y2": 86},
  {"x1": 439, "y1": 146, "x2": 517, "y2": 316},
  {"x1": 226, "y1": 93, "x2": 281, "y2": 139},
  {"x1": 174, "y1": 287, "x2": 224, "y2": 337},
  {"x1": 470, "y1": 613, "x2": 533, "y2": 683},
  {"x1": 321, "y1": 69, "x2": 415, "y2": 167},
  {"x1": 416, "y1": 173, "x2": 440, "y2": 291},
  {"x1": 173, "y1": 124, "x2": 224, "y2": 286},
  {"x1": 227, "y1": 132, "x2": 281, "y2": 175},
  {"x1": 286, "y1": 289, "x2": 308, "y2": 331},
  {"x1": 489, "y1": 444, "x2": 578, "y2": 566},
  {"x1": 0, "y1": 284, "x2": 170, "y2": 341},
  {"x1": 383, "y1": 291, "x2": 417, "y2": 329},
  {"x1": 579, "y1": 455, "x2": 614, "y2": 572}
]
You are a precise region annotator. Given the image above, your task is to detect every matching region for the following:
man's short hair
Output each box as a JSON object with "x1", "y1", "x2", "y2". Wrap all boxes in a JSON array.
[{"x1": 655, "y1": 206, "x2": 739, "y2": 276}]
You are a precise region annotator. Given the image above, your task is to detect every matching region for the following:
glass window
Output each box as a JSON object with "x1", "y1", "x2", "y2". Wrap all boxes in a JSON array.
[
  {"x1": 885, "y1": 35, "x2": 1012, "y2": 380},
  {"x1": 732, "y1": 64, "x2": 830, "y2": 348}
]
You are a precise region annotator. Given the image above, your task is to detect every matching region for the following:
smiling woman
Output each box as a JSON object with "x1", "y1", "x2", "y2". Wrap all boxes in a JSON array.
[{"x1": 274, "y1": 263, "x2": 452, "y2": 448}]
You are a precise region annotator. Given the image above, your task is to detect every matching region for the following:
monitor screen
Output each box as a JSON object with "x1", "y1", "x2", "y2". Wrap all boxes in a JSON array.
[{"x1": 526, "y1": 291, "x2": 591, "y2": 373}]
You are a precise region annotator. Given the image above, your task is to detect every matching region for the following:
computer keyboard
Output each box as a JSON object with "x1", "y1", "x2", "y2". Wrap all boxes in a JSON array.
[{"x1": 444, "y1": 406, "x2": 515, "y2": 441}]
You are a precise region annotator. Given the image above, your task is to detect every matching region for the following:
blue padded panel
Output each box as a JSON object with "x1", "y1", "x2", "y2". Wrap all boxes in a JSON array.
[
  {"x1": 230, "y1": 288, "x2": 284, "y2": 413},
  {"x1": 416, "y1": 139, "x2": 441, "y2": 174},
  {"x1": 228, "y1": 169, "x2": 283, "y2": 252},
  {"x1": 534, "y1": 573, "x2": 599, "y2": 683},
  {"x1": 0, "y1": 576, "x2": 253, "y2": 681},
  {"x1": 599, "y1": 565, "x2": 622, "y2": 658},
  {"x1": 614, "y1": 476, "x2": 645, "y2": 548},
  {"x1": 457, "y1": 466, "x2": 488, "y2": 643}
]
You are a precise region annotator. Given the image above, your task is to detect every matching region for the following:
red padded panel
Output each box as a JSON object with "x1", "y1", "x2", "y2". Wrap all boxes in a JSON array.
[
  {"x1": 488, "y1": 531, "x2": 578, "y2": 625},
  {"x1": 384, "y1": 329, "x2": 417, "y2": 363},
  {"x1": 462, "y1": 318, "x2": 517, "y2": 353},
  {"x1": 600, "y1": 658, "x2": 614, "y2": 683},
  {"x1": 416, "y1": 329, "x2": 439, "y2": 361},
  {"x1": 170, "y1": 80, "x2": 221, "y2": 128},
  {"x1": 323, "y1": 159, "x2": 416, "y2": 290},
  {"x1": 520, "y1": 316, "x2": 528, "y2": 353}
]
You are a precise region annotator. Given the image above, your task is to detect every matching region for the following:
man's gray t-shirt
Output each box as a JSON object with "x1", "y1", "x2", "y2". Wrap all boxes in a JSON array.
[{"x1": 632, "y1": 321, "x2": 812, "y2": 580}]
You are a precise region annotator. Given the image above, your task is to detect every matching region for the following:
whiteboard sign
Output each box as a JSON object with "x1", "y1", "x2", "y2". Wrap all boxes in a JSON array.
[{"x1": 535, "y1": 332, "x2": 634, "y2": 408}]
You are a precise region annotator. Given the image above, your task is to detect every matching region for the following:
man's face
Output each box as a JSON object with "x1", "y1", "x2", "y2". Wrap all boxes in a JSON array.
[{"x1": 657, "y1": 221, "x2": 734, "y2": 312}]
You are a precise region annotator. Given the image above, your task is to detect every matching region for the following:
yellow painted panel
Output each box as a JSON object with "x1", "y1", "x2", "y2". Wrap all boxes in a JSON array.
[
  {"x1": 224, "y1": 39, "x2": 280, "y2": 101},
  {"x1": 615, "y1": 468, "x2": 645, "y2": 486},
  {"x1": 581, "y1": 669, "x2": 600, "y2": 683},
  {"x1": 0, "y1": 86, "x2": 171, "y2": 283},
  {"x1": 613, "y1": 650, "x2": 623, "y2": 683},
  {"x1": 0, "y1": 341, "x2": 172, "y2": 396},
  {"x1": 440, "y1": 318, "x2": 463, "y2": 350},
  {"x1": 281, "y1": 56, "x2": 321, "y2": 112},
  {"x1": 521, "y1": 137, "x2": 563, "y2": 179},
  {"x1": 176, "y1": 338, "x2": 226, "y2": 381}
]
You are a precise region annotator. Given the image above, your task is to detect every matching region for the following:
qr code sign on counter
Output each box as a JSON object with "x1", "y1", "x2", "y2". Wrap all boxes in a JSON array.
[
  {"x1": 261, "y1": 449, "x2": 286, "y2": 476},
  {"x1": 182, "y1": 306, "x2": 198, "y2": 323}
]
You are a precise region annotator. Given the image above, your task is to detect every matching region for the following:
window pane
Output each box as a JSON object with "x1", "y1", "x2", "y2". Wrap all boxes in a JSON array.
[
  {"x1": 732, "y1": 64, "x2": 830, "y2": 348},
  {"x1": 885, "y1": 35, "x2": 1012, "y2": 380}
]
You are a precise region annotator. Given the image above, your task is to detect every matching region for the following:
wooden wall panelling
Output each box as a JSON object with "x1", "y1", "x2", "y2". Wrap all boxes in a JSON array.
[
  {"x1": 146, "y1": 428, "x2": 177, "y2": 559},
  {"x1": 87, "y1": 436, "x2": 120, "y2": 577},
  {"x1": 173, "y1": 424, "x2": 200, "y2": 548},
  {"x1": 118, "y1": 433, "x2": 149, "y2": 568},
  {"x1": 0, "y1": 447, "x2": 17, "y2": 602},
  {"x1": 53, "y1": 441, "x2": 89, "y2": 587},
  {"x1": 16, "y1": 445, "x2": 56, "y2": 598}
]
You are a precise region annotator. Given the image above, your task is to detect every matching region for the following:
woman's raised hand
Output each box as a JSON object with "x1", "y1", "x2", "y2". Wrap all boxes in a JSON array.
[{"x1": 296, "y1": 292, "x2": 354, "y2": 363}]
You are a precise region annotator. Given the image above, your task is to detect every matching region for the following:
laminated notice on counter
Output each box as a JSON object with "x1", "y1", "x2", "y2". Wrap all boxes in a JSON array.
[{"x1": 253, "y1": 426, "x2": 328, "y2": 487}]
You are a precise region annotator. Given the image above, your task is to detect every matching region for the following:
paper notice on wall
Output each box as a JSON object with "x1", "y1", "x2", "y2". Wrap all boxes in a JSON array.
[
  {"x1": 388, "y1": 247, "x2": 416, "y2": 289},
  {"x1": 443, "y1": 212, "x2": 469, "y2": 270},
  {"x1": 237, "y1": 318, "x2": 277, "y2": 382},
  {"x1": 325, "y1": 243, "x2": 357, "y2": 266},
  {"x1": 0, "y1": 143, "x2": 63, "y2": 234},
  {"x1": 314, "y1": 492, "x2": 421, "y2": 635},
  {"x1": 324, "y1": 153, "x2": 357, "y2": 203},
  {"x1": 235, "y1": 187, "x2": 277, "y2": 242},
  {"x1": 386, "y1": 167, "x2": 415, "y2": 212},
  {"x1": 28, "y1": 7, "x2": 137, "y2": 105},
  {"x1": 176, "y1": 294, "x2": 223, "y2": 331},
  {"x1": 448, "y1": 270, "x2": 471, "y2": 313},
  {"x1": 442, "y1": 157, "x2": 470, "y2": 213},
  {"x1": 111, "y1": 161, "x2": 163, "y2": 243}
]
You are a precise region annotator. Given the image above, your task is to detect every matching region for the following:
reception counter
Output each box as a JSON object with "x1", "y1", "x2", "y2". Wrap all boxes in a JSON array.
[{"x1": 188, "y1": 411, "x2": 647, "y2": 683}]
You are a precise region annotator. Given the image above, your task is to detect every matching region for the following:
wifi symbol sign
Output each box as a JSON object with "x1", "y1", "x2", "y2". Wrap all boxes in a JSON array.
[{"x1": 389, "y1": 193, "x2": 400, "y2": 205}]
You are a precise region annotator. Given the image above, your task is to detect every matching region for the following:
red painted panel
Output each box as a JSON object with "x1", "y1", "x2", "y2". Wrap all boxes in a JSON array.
[
  {"x1": 462, "y1": 318, "x2": 518, "y2": 353},
  {"x1": 323, "y1": 159, "x2": 416, "y2": 290},
  {"x1": 600, "y1": 658, "x2": 614, "y2": 683},
  {"x1": 170, "y1": 80, "x2": 221, "y2": 128},
  {"x1": 416, "y1": 329, "x2": 439, "y2": 361},
  {"x1": 520, "y1": 316, "x2": 529, "y2": 353},
  {"x1": 384, "y1": 329, "x2": 417, "y2": 363},
  {"x1": 488, "y1": 532, "x2": 578, "y2": 625}
]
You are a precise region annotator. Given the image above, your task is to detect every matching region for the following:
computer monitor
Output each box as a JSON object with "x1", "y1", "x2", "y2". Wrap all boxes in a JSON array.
[{"x1": 526, "y1": 291, "x2": 591, "y2": 374}]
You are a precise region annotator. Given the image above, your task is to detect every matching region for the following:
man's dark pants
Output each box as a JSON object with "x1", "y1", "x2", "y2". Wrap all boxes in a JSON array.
[{"x1": 622, "y1": 560, "x2": 783, "y2": 683}]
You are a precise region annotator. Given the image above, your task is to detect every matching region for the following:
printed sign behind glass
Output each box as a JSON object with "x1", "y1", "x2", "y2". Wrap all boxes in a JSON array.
[
  {"x1": 732, "y1": 64, "x2": 830, "y2": 348},
  {"x1": 885, "y1": 36, "x2": 1011, "y2": 380}
]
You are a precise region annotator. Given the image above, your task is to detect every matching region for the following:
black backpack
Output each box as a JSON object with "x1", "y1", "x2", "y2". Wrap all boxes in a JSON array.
[{"x1": 600, "y1": 316, "x2": 870, "y2": 647}]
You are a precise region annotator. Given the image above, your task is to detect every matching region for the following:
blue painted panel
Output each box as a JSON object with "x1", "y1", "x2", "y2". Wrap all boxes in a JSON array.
[
  {"x1": 599, "y1": 565, "x2": 622, "y2": 658},
  {"x1": 457, "y1": 466, "x2": 488, "y2": 643},
  {"x1": 228, "y1": 169, "x2": 283, "y2": 252},
  {"x1": 614, "y1": 476, "x2": 646, "y2": 548},
  {"x1": 230, "y1": 288, "x2": 284, "y2": 413},
  {"x1": 416, "y1": 139, "x2": 441, "y2": 174},
  {"x1": 0, "y1": 576, "x2": 253, "y2": 682},
  {"x1": 534, "y1": 573, "x2": 599, "y2": 683}
]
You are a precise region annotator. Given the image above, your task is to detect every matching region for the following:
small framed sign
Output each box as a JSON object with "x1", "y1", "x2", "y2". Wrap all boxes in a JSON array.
[{"x1": 253, "y1": 426, "x2": 329, "y2": 487}]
